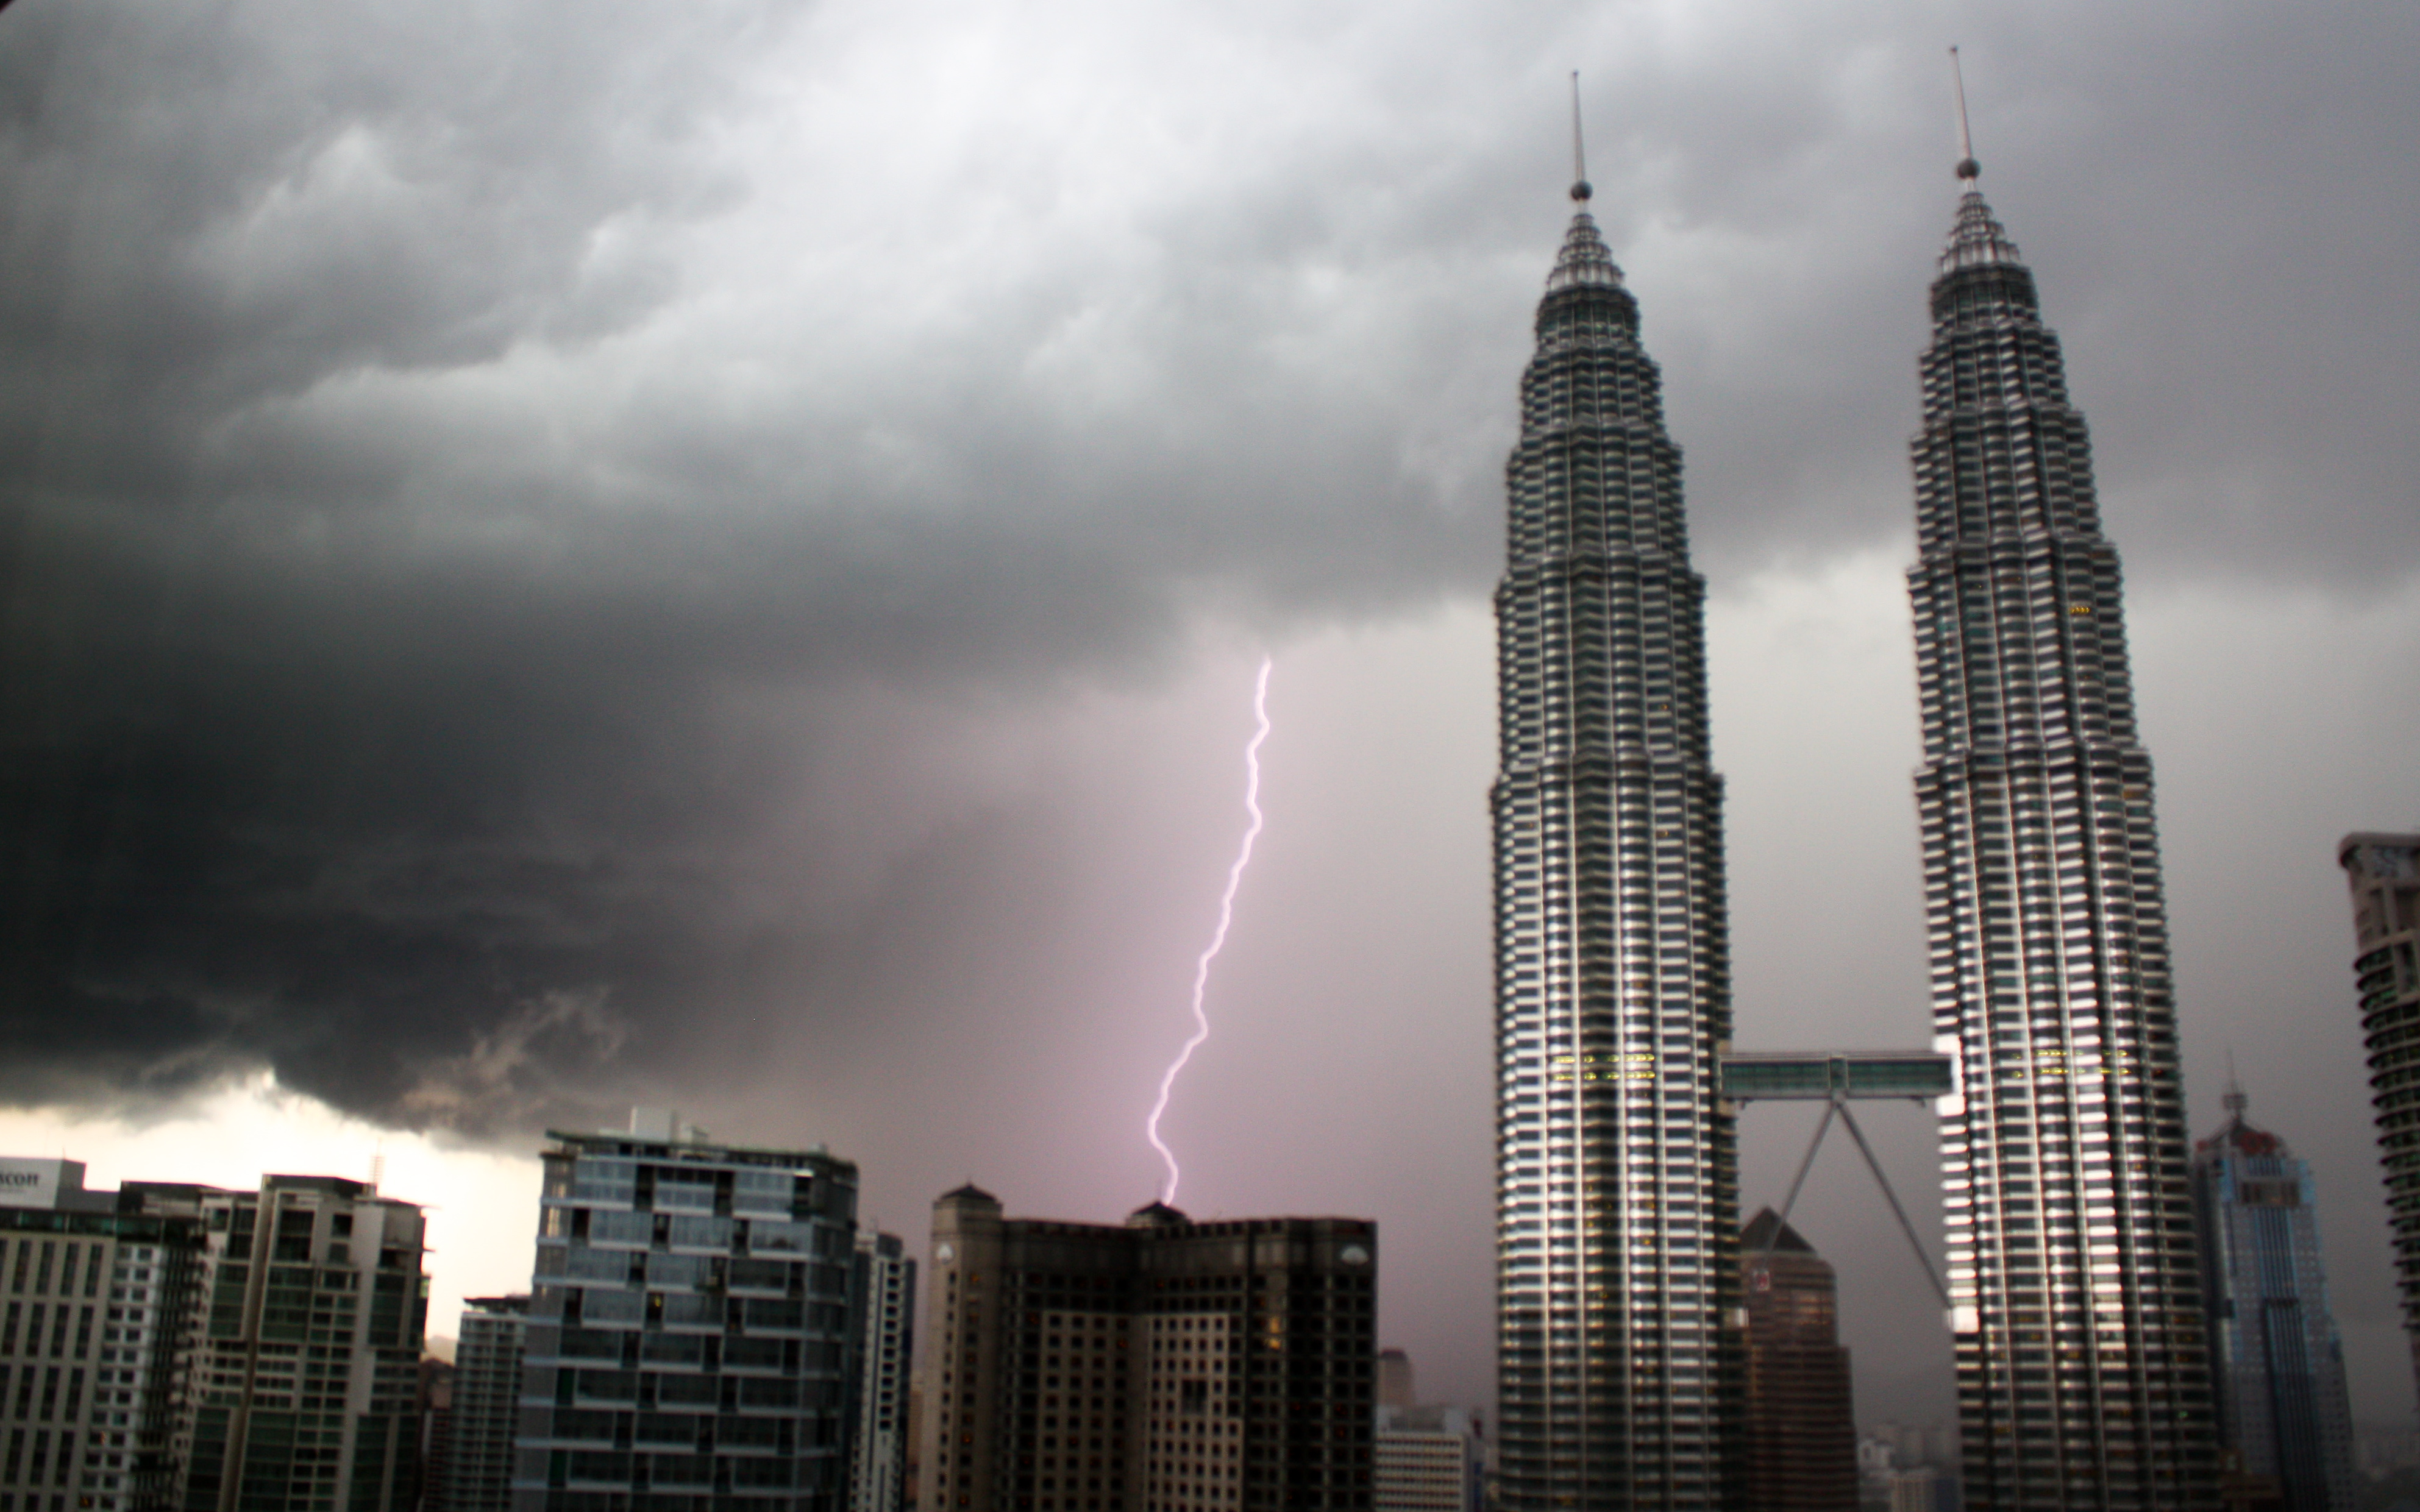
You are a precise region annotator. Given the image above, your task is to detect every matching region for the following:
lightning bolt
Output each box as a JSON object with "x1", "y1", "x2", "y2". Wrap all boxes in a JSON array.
[{"x1": 1145, "y1": 656, "x2": 1274, "y2": 1205}]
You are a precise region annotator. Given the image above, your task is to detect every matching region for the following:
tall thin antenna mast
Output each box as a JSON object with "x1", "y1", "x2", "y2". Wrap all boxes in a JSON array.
[
  {"x1": 1949, "y1": 46, "x2": 1980, "y2": 183},
  {"x1": 1568, "y1": 71, "x2": 1593, "y2": 204}
]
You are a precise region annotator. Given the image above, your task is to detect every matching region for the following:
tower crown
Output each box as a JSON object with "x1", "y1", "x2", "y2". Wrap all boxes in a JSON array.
[
  {"x1": 1939, "y1": 191, "x2": 2024, "y2": 274},
  {"x1": 1546, "y1": 211, "x2": 1624, "y2": 293}
]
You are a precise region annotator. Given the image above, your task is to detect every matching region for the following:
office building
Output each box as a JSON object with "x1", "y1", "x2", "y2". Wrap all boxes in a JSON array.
[
  {"x1": 1738, "y1": 1210, "x2": 1854, "y2": 1512},
  {"x1": 922, "y1": 1186, "x2": 1376, "y2": 1512},
  {"x1": 1907, "y1": 148, "x2": 2216, "y2": 1502},
  {"x1": 420, "y1": 1355, "x2": 455, "y2": 1512},
  {"x1": 849, "y1": 1235, "x2": 913, "y2": 1512},
  {"x1": 1490, "y1": 170, "x2": 1740, "y2": 1508},
  {"x1": 0, "y1": 1159, "x2": 205, "y2": 1512},
  {"x1": 2339, "y1": 833, "x2": 2420, "y2": 1391},
  {"x1": 1371, "y1": 1407, "x2": 1475, "y2": 1512},
  {"x1": 2191, "y1": 1087, "x2": 2357, "y2": 1510},
  {"x1": 166, "y1": 1174, "x2": 431, "y2": 1512},
  {"x1": 511, "y1": 1116, "x2": 862, "y2": 1512},
  {"x1": 439, "y1": 1297, "x2": 528, "y2": 1512},
  {"x1": 1372, "y1": 1355, "x2": 1412, "y2": 1415}
]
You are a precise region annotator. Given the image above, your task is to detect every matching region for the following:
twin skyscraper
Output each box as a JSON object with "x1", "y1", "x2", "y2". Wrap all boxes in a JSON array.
[{"x1": 1489, "y1": 134, "x2": 2218, "y2": 1507}]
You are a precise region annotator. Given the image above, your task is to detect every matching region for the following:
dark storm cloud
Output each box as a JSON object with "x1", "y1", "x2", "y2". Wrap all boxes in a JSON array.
[{"x1": 0, "y1": 0, "x2": 1496, "y2": 1128}]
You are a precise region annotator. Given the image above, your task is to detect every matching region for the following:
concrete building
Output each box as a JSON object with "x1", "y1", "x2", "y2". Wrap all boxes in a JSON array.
[
  {"x1": 922, "y1": 1186, "x2": 1375, "y2": 1512},
  {"x1": 511, "y1": 1116, "x2": 862, "y2": 1512},
  {"x1": 1739, "y1": 1210, "x2": 1854, "y2": 1512},
  {"x1": 849, "y1": 1235, "x2": 913, "y2": 1512},
  {"x1": 1489, "y1": 166, "x2": 1740, "y2": 1510},
  {"x1": 2192, "y1": 1088, "x2": 2357, "y2": 1510},
  {"x1": 0, "y1": 1159, "x2": 205, "y2": 1512},
  {"x1": 438, "y1": 1297, "x2": 527, "y2": 1512},
  {"x1": 1370, "y1": 1407, "x2": 1474, "y2": 1512},
  {"x1": 2339, "y1": 833, "x2": 2420, "y2": 1394},
  {"x1": 1905, "y1": 147, "x2": 2215, "y2": 1502},
  {"x1": 164, "y1": 1174, "x2": 431, "y2": 1512}
]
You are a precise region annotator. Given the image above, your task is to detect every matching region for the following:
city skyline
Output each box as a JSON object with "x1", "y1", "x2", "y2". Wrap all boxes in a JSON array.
[{"x1": 0, "y1": 0, "x2": 2416, "y2": 1446}]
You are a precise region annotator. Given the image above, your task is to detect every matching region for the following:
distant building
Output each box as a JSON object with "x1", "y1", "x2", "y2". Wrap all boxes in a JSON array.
[
  {"x1": 511, "y1": 1116, "x2": 863, "y2": 1512},
  {"x1": 2341, "y1": 833, "x2": 2420, "y2": 1394},
  {"x1": 157, "y1": 1174, "x2": 432, "y2": 1512},
  {"x1": 1372, "y1": 1406, "x2": 1475, "y2": 1512},
  {"x1": 850, "y1": 1234, "x2": 914, "y2": 1512},
  {"x1": 419, "y1": 1354, "x2": 455, "y2": 1512},
  {"x1": 440, "y1": 1297, "x2": 527, "y2": 1512},
  {"x1": 0, "y1": 1158, "x2": 206, "y2": 1512},
  {"x1": 1372, "y1": 1354, "x2": 1412, "y2": 1414},
  {"x1": 923, "y1": 1185, "x2": 1376, "y2": 1512},
  {"x1": 2192, "y1": 1087, "x2": 2358, "y2": 1510},
  {"x1": 1740, "y1": 1210, "x2": 1854, "y2": 1512}
]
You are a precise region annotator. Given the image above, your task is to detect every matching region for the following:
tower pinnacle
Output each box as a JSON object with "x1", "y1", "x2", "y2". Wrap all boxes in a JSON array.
[
  {"x1": 1568, "y1": 71, "x2": 1592, "y2": 203},
  {"x1": 1949, "y1": 46, "x2": 1981, "y2": 183}
]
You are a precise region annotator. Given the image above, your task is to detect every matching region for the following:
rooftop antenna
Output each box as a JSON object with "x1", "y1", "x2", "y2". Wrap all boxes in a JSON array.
[
  {"x1": 1949, "y1": 46, "x2": 1980, "y2": 185},
  {"x1": 2223, "y1": 1049, "x2": 2248, "y2": 1118},
  {"x1": 1568, "y1": 71, "x2": 1593, "y2": 204}
]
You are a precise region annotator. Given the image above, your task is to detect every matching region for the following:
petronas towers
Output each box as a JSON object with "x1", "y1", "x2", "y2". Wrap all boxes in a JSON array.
[
  {"x1": 1491, "y1": 182, "x2": 1740, "y2": 1510},
  {"x1": 1490, "y1": 149, "x2": 2216, "y2": 1507}
]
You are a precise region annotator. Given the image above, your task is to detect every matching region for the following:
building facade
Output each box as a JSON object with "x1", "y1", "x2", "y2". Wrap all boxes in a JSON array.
[
  {"x1": 923, "y1": 1187, "x2": 1376, "y2": 1512},
  {"x1": 2191, "y1": 1091, "x2": 2357, "y2": 1510},
  {"x1": 1370, "y1": 1407, "x2": 1475, "y2": 1512},
  {"x1": 168, "y1": 1175, "x2": 432, "y2": 1512},
  {"x1": 1739, "y1": 1210, "x2": 1854, "y2": 1512},
  {"x1": 2338, "y1": 832, "x2": 2420, "y2": 1393},
  {"x1": 511, "y1": 1123, "x2": 861, "y2": 1512},
  {"x1": 1490, "y1": 178, "x2": 1740, "y2": 1511},
  {"x1": 1907, "y1": 160, "x2": 2216, "y2": 1505},
  {"x1": 0, "y1": 1160, "x2": 205, "y2": 1512},
  {"x1": 440, "y1": 1297, "x2": 528, "y2": 1512},
  {"x1": 847, "y1": 1235, "x2": 913, "y2": 1512}
]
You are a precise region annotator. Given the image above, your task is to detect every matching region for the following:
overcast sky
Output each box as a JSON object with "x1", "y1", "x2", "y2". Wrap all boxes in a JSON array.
[{"x1": 2, "y1": 0, "x2": 2416, "y2": 1430}]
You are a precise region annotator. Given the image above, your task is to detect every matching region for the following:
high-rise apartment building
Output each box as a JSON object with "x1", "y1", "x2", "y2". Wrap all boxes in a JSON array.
[
  {"x1": 2190, "y1": 1088, "x2": 2356, "y2": 1510},
  {"x1": 511, "y1": 1119, "x2": 862, "y2": 1512},
  {"x1": 0, "y1": 1160, "x2": 205, "y2": 1512},
  {"x1": 1739, "y1": 1210, "x2": 1854, "y2": 1512},
  {"x1": 166, "y1": 1175, "x2": 432, "y2": 1512},
  {"x1": 1907, "y1": 152, "x2": 2215, "y2": 1503},
  {"x1": 440, "y1": 1297, "x2": 528, "y2": 1512},
  {"x1": 922, "y1": 1187, "x2": 1376, "y2": 1512},
  {"x1": 2338, "y1": 832, "x2": 2420, "y2": 1390},
  {"x1": 848, "y1": 1235, "x2": 913, "y2": 1512},
  {"x1": 1490, "y1": 172, "x2": 1740, "y2": 1508}
]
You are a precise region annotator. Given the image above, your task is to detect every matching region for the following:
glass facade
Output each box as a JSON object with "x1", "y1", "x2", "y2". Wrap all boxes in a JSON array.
[
  {"x1": 1490, "y1": 194, "x2": 1740, "y2": 1510},
  {"x1": 512, "y1": 1134, "x2": 860, "y2": 1512},
  {"x1": 171, "y1": 1177, "x2": 431, "y2": 1512},
  {"x1": 1907, "y1": 178, "x2": 2216, "y2": 1506},
  {"x1": 2190, "y1": 1096, "x2": 2356, "y2": 1510}
]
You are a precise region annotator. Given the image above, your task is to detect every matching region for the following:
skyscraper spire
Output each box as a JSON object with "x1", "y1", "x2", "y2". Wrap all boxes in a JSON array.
[
  {"x1": 1949, "y1": 45, "x2": 1981, "y2": 183},
  {"x1": 1570, "y1": 71, "x2": 1593, "y2": 203},
  {"x1": 1494, "y1": 132, "x2": 1740, "y2": 1510},
  {"x1": 1905, "y1": 119, "x2": 2219, "y2": 1503}
]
